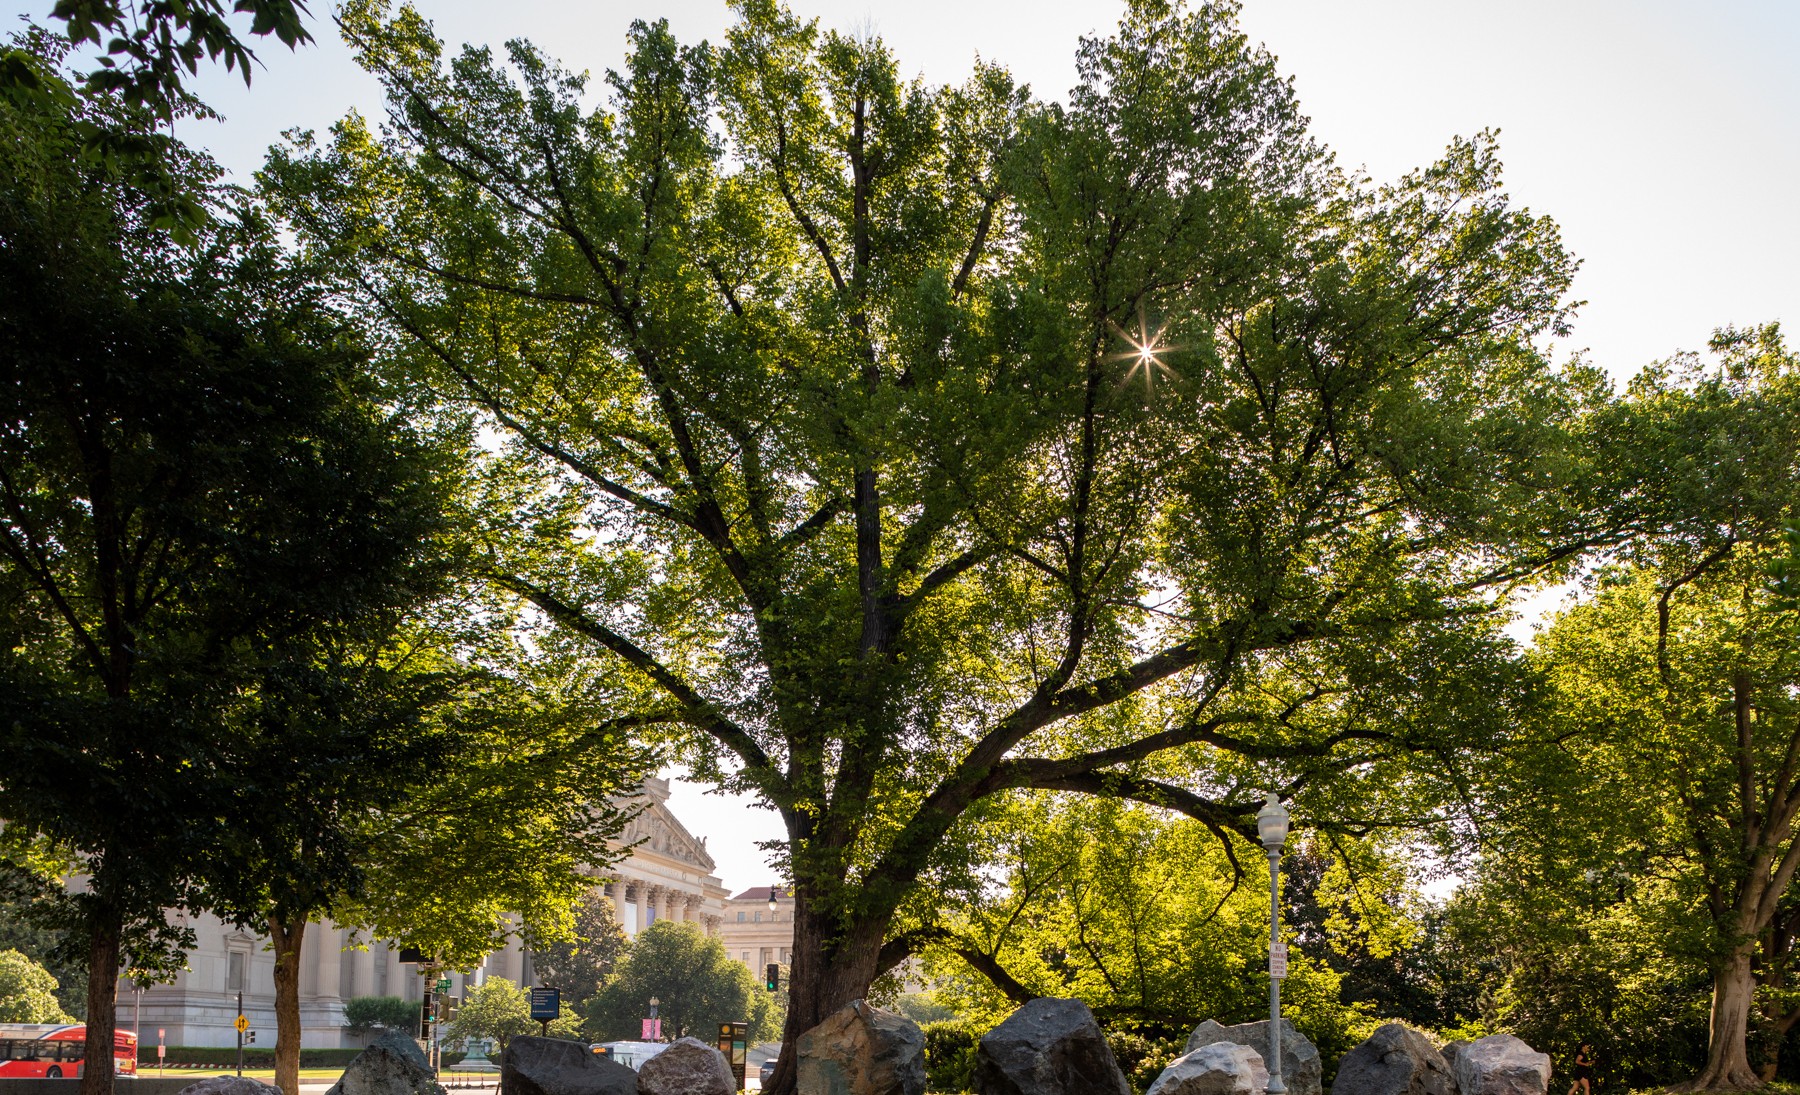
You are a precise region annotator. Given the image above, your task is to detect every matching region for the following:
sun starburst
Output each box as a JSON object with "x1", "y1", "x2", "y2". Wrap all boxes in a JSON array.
[{"x1": 1106, "y1": 302, "x2": 1179, "y2": 394}]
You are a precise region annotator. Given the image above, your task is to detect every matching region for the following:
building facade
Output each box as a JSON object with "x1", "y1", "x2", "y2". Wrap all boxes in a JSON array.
[
  {"x1": 125, "y1": 778, "x2": 730, "y2": 1049},
  {"x1": 715, "y1": 886, "x2": 795, "y2": 976}
]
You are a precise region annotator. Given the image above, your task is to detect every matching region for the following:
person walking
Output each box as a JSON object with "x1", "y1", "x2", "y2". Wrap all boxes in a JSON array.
[{"x1": 1566, "y1": 1043, "x2": 1596, "y2": 1095}]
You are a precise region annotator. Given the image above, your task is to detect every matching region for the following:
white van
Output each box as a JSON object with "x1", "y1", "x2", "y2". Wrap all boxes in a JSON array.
[{"x1": 589, "y1": 1041, "x2": 670, "y2": 1071}]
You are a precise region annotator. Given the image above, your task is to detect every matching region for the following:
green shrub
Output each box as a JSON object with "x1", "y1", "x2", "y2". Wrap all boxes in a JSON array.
[
  {"x1": 137, "y1": 1047, "x2": 366, "y2": 1067},
  {"x1": 922, "y1": 1019, "x2": 982, "y2": 1094},
  {"x1": 343, "y1": 995, "x2": 421, "y2": 1034},
  {"x1": 1105, "y1": 1027, "x2": 1188, "y2": 1094}
]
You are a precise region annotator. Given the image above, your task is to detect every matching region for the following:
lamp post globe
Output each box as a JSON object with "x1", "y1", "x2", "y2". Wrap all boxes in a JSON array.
[{"x1": 1257, "y1": 791, "x2": 1291, "y2": 1095}]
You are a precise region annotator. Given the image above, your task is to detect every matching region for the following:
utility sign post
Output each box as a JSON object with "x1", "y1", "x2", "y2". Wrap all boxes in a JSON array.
[
  {"x1": 529, "y1": 987, "x2": 561, "y2": 1037},
  {"x1": 717, "y1": 1023, "x2": 748, "y2": 1091},
  {"x1": 235, "y1": 992, "x2": 247, "y2": 1076}
]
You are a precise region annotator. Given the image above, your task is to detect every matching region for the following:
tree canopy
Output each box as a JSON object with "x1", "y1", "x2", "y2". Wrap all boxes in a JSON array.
[
  {"x1": 265, "y1": 2, "x2": 1608, "y2": 1087},
  {"x1": 0, "y1": 949, "x2": 74, "y2": 1023},
  {"x1": 0, "y1": 31, "x2": 461, "y2": 1095}
]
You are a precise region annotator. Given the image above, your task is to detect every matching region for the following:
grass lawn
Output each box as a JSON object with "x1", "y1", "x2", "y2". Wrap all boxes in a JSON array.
[{"x1": 143, "y1": 1068, "x2": 347, "y2": 1081}]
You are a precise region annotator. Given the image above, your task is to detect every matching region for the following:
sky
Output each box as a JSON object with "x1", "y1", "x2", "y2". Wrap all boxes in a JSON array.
[{"x1": 7, "y1": 0, "x2": 1796, "y2": 892}]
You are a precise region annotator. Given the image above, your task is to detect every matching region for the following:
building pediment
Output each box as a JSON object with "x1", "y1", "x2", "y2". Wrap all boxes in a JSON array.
[{"x1": 614, "y1": 791, "x2": 717, "y2": 873}]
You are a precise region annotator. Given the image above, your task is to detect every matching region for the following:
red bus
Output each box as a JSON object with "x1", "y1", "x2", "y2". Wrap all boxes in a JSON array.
[{"x1": 0, "y1": 1025, "x2": 137, "y2": 1079}]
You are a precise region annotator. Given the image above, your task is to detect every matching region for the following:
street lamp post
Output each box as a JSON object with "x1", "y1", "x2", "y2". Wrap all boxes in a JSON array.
[
  {"x1": 768, "y1": 886, "x2": 781, "y2": 914},
  {"x1": 1257, "y1": 791, "x2": 1292, "y2": 1095},
  {"x1": 648, "y1": 997, "x2": 660, "y2": 1042}
]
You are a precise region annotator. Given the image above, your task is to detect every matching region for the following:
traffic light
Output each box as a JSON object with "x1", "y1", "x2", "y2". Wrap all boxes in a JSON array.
[
  {"x1": 246, "y1": 1031, "x2": 256, "y2": 1044},
  {"x1": 765, "y1": 964, "x2": 779, "y2": 992},
  {"x1": 420, "y1": 989, "x2": 434, "y2": 1038}
]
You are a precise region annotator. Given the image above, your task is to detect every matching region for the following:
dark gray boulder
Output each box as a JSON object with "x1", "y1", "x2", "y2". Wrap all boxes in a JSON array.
[
  {"x1": 972, "y1": 997, "x2": 1131, "y2": 1095},
  {"x1": 1147, "y1": 1043, "x2": 1269, "y2": 1095},
  {"x1": 1452, "y1": 1035, "x2": 1551, "y2": 1095},
  {"x1": 177, "y1": 1078, "x2": 284, "y2": 1095},
  {"x1": 326, "y1": 1029, "x2": 445, "y2": 1095},
  {"x1": 637, "y1": 1036, "x2": 735, "y2": 1095},
  {"x1": 1441, "y1": 1043, "x2": 1467, "y2": 1080},
  {"x1": 500, "y1": 1035, "x2": 636, "y2": 1095},
  {"x1": 796, "y1": 999, "x2": 926, "y2": 1095},
  {"x1": 1330, "y1": 1024, "x2": 1455, "y2": 1095},
  {"x1": 1185, "y1": 1019, "x2": 1321, "y2": 1095}
]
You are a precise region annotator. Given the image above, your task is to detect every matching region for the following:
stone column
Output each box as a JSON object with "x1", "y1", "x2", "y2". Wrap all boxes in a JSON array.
[
  {"x1": 646, "y1": 884, "x2": 666, "y2": 927},
  {"x1": 383, "y1": 944, "x2": 404, "y2": 999},
  {"x1": 685, "y1": 893, "x2": 703, "y2": 923},
  {"x1": 314, "y1": 925, "x2": 343, "y2": 1002},
  {"x1": 351, "y1": 944, "x2": 376, "y2": 1000},
  {"x1": 702, "y1": 914, "x2": 722, "y2": 936},
  {"x1": 626, "y1": 882, "x2": 648, "y2": 929}
]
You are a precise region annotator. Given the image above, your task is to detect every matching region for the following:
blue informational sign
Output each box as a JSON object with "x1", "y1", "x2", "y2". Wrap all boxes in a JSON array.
[{"x1": 529, "y1": 987, "x2": 562, "y2": 1022}]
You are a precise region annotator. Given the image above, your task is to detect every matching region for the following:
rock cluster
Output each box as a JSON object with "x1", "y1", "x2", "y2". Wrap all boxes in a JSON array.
[
  {"x1": 1185, "y1": 1019, "x2": 1322, "y2": 1095},
  {"x1": 796, "y1": 999, "x2": 927, "y2": 1095},
  {"x1": 1148, "y1": 1042, "x2": 1271, "y2": 1095},
  {"x1": 326, "y1": 1029, "x2": 445, "y2": 1095},
  {"x1": 500, "y1": 1035, "x2": 637, "y2": 1095},
  {"x1": 972, "y1": 997, "x2": 1131, "y2": 1095},
  {"x1": 635, "y1": 1036, "x2": 736, "y2": 1095},
  {"x1": 1330, "y1": 1028, "x2": 1550, "y2": 1095},
  {"x1": 1330, "y1": 1023, "x2": 1456, "y2": 1095}
]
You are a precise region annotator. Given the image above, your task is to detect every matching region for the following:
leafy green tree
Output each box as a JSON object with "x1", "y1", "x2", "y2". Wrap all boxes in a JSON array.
[
  {"x1": 0, "y1": 949, "x2": 74, "y2": 1023},
  {"x1": 0, "y1": 37, "x2": 464, "y2": 1095},
  {"x1": 269, "y1": 2, "x2": 1601, "y2": 1087},
  {"x1": 342, "y1": 995, "x2": 421, "y2": 1036},
  {"x1": 0, "y1": 833, "x2": 86, "y2": 1018},
  {"x1": 1462, "y1": 329, "x2": 1800, "y2": 1091},
  {"x1": 444, "y1": 978, "x2": 536, "y2": 1055},
  {"x1": 42, "y1": 0, "x2": 311, "y2": 118},
  {"x1": 918, "y1": 796, "x2": 1373, "y2": 1065},
  {"x1": 586, "y1": 921, "x2": 781, "y2": 1044},
  {"x1": 531, "y1": 889, "x2": 631, "y2": 1006},
  {"x1": 201, "y1": 615, "x2": 650, "y2": 1095}
]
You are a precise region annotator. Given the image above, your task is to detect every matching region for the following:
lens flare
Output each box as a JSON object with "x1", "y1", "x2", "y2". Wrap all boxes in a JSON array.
[{"x1": 1107, "y1": 302, "x2": 1178, "y2": 394}]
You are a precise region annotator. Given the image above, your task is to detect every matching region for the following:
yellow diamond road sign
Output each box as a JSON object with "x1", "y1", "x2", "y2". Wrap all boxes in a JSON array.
[{"x1": 235, "y1": 1015, "x2": 249, "y2": 1033}]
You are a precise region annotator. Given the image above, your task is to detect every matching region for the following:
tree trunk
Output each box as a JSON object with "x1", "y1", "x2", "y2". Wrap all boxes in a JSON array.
[
  {"x1": 1687, "y1": 943, "x2": 1764, "y2": 1090},
  {"x1": 80, "y1": 908, "x2": 122, "y2": 1095},
  {"x1": 760, "y1": 896, "x2": 887, "y2": 1095},
  {"x1": 268, "y1": 916, "x2": 308, "y2": 1095}
]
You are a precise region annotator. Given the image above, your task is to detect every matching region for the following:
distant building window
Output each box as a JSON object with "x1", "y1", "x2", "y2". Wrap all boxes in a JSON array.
[
  {"x1": 737, "y1": 912, "x2": 746, "y2": 922},
  {"x1": 227, "y1": 951, "x2": 246, "y2": 993},
  {"x1": 742, "y1": 952, "x2": 750, "y2": 964},
  {"x1": 754, "y1": 911, "x2": 762, "y2": 922}
]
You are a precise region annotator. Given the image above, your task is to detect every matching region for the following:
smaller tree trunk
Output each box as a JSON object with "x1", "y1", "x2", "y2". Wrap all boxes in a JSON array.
[
  {"x1": 268, "y1": 916, "x2": 309, "y2": 1095},
  {"x1": 1688, "y1": 944, "x2": 1764, "y2": 1091},
  {"x1": 79, "y1": 909, "x2": 122, "y2": 1095}
]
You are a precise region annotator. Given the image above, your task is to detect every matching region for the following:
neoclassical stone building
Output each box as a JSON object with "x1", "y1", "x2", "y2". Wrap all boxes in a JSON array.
[
  {"x1": 715, "y1": 886, "x2": 796, "y2": 975},
  {"x1": 126, "y1": 778, "x2": 730, "y2": 1048}
]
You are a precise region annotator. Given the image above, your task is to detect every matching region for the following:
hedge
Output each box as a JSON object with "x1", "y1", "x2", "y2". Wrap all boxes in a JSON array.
[{"x1": 137, "y1": 1048, "x2": 364, "y2": 1068}]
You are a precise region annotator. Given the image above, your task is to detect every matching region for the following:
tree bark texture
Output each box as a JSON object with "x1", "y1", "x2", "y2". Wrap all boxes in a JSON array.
[
  {"x1": 1689, "y1": 944, "x2": 1763, "y2": 1091},
  {"x1": 79, "y1": 909, "x2": 121, "y2": 1095},
  {"x1": 269, "y1": 916, "x2": 308, "y2": 1095}
]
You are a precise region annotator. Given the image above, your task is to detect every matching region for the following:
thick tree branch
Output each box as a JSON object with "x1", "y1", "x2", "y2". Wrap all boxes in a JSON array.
[{"x1": 492, "y1": 571, "x2": 776, "y2": 779}]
